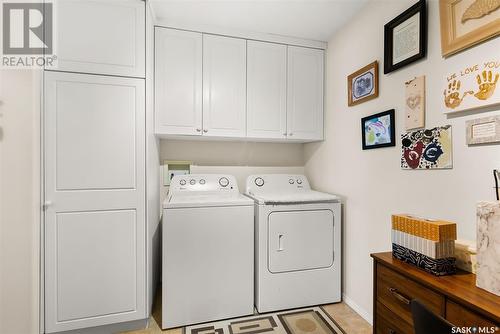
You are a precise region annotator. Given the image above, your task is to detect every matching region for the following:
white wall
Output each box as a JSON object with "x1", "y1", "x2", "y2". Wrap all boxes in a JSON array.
[
  {"x1": 0, "y1": 70, "x2": 41, "y2": 334},
  {"x1": 146, "y1": 2, "x2": 161, "y2": 316},
  {"x1": 304, "y1": 0, "x2": 500, "y2": 323}
]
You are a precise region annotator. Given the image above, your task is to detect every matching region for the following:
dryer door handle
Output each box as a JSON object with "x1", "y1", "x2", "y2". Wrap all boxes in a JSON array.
[{"x1": 278, "y1": 234, "x2": 284, "y2": 252}]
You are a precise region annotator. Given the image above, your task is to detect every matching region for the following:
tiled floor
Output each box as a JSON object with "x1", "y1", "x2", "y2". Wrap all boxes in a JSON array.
[{"x1": 123, "y1": 289, "x2": 372, "y2": 334}]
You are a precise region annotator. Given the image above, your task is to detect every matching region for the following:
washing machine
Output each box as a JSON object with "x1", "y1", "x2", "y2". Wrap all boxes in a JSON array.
[
  {"x1": 245, "y1": 174, "x2": 341, "y2": 313},
  {"x1": 162, "y1": 174, "x2": 254, "y2": 329}
]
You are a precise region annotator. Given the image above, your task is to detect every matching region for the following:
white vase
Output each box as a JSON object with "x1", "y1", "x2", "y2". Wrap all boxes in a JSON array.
[{"x1": 476, "y1": 201, "x2": 500, "y2": 296}]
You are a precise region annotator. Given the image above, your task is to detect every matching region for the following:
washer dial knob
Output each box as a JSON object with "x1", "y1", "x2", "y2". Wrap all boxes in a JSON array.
[
  {"x1": 289, "y1": 178, "x2": 295, "y2": 184},
  {"x1": 255, "y1": 177, "x2": 264, "y2": 187},
  {"x1": 199, "y1": 179, "x2": 206, "y2": 185},
  {"x1": 296, "y1": 179, "x2": 302, "y2": 184},
  {"x1": 189, "y1": 179, "x2": 196, "y2": 185},
  {"x1": 179, "y1": 179, "x2": 186, "y2": 186},
  {"x1": 219, "y1": 177, "x2": 229, "y2": 187}
]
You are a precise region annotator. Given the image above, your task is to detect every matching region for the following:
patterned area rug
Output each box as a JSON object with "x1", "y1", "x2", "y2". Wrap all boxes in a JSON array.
[{"x1": 185, "y1": 307, "x2": 344, "y2": 334}]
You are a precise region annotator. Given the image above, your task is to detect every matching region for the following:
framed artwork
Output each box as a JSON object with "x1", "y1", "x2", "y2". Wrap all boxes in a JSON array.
[
  {"x1": 384, "y1": 0, "x2": 427, "y2": 74},
  {"x1": 401, "y1": 125, "x2": 453, "y2": 169},
  {"x1": 439, "y1": 0, "x2": 500, "y2": 57},
  {"x1": 348, "y1": 61, "x2": 379, "y2": 106},
  {"x1": 494, "y1": 169, "x2": 499, "y2": 200},
  {"x1": 466, "y1": 115, "x2": 500, "y2": 145},
  {"x1": 405, "y1": 76, "x2": 426, "y2": 130},
  {"x1": 443, "y1": 55, "x2": 500, "y2": 113},
  {"x1": 361, "y1": 109, "x2": 396, "y2": 150}
]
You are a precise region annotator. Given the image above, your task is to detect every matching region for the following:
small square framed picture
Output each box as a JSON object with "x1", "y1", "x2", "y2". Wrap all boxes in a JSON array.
[
  {"x1": 384, "y1": 0, "x2": 427, "y2": 74},
  {"x1": 361, "y1": 109, "x2": 396, "y2": 150},
  {"x1": 348, "y1": 61, "x2": 379, "y2": 106}
]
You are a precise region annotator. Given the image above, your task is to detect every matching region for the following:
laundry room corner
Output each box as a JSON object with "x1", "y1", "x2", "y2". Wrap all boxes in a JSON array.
[{"x1": 304, "y1": 0, "x2": 500, "y2": 324}]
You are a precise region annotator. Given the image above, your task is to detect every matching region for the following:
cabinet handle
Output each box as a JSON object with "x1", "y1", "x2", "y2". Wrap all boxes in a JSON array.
[
  {"x1": 388, "y1": 287, "x2": 411, "y2": 305},
  {"x1": 388, "y1": 329, "x2": 396, "y2": 334},
  {"x1": 283, "y1": 133, "x2": 287, "y2": 136},
  {"x1": 289, "y1": 133, "x2": 293, "y2": 136},
  {"x1": 203, "y1": 129, "x2": 208, "y2": 133},
  {"x1": 196, "y1": 128, "x2": 201, "y2": 132}
]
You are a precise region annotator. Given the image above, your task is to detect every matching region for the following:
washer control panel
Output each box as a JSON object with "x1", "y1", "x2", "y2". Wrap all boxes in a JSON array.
[
  {"x1": 170, "y1": 174, "x2": 238, "y2": 192},
  {"x1": 246, "y1": 174, "x2": 310, "y2": 195}
]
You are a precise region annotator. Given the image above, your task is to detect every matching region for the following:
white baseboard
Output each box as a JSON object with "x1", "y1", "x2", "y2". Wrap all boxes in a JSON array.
[{"x1": 342, "y1": 293, "x2": 373, "y2": 325}]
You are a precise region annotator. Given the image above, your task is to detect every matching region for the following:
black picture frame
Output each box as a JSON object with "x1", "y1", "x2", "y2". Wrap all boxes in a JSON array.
[
  {"x1": 384, "y1": 0, "x2": 427, "y2": 74},
  {"x1": 361, "y1": 109, "x2": 396, "y2": 150}
]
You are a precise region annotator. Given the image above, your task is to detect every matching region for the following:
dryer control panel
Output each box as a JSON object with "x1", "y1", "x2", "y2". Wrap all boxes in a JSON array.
[
  {"x1": 170, "y1": 174, "x2": 238, "y2": 193},
  {"x1": 246, "y1": 174, "x2": 311, "y2": 196}
]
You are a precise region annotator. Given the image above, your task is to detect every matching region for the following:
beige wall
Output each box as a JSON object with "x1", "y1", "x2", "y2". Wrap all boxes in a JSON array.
[
  {"x1": 0, "y1": 70, "x2": 41, "y2": 334},
  {"x1": 159, "y1": 139, "x2": 305, "y2": 200},
  {"x1": 160, "y1": 140, "x2": 304, "y2": 167},
  {"x1": 304, "y1": 0, "x2": 500, "y2": 322}
]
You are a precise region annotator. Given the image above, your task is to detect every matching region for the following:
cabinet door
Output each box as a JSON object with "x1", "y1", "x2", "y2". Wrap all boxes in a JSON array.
[
  {"x1": 203, "y1": 34, "x2": 247, "y2": 138},
  {"x1": 44, "y1": 72, "x2": 145, "y2": 332},
  {"x1": 247, "y1": 41, "x2": 287, "y2": 139},
  {"x1": 155, "y1": 28, "x2": 203, "y2": 135},
  {"x1": 51, "y1": 0, "x2": 145, "y2": 77},
  {"x1": 287, "y1": 46, "x2": 324, "y2": 141}
]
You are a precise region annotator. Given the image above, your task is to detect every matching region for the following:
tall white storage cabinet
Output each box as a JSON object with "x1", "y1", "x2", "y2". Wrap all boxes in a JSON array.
[
  {"x1": 154, "y1": 28, "x2": 203, "y2": 135},
  {"x1": 44, "y1": 73, "x2": 146, "y2": 332},
  {"x1": 52, "y1": 0, "x2": 145, "y2": 78},
  {"x1": 44, "y1": 1, "x2": 149, "y2": 333},
  {"x1": 287, "y1": 46, "x2": 324, "y2": 141},
  {"x1": 202, "y1": 35, "x2": 247, "y2": 138},
  {"x1": 246, "y1": 41, "x2": 287, "y2": 139}
]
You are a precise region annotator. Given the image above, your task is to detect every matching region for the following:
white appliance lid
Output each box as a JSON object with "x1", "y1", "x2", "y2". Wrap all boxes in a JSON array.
[
  {"x1": 164, "y1": 174, "x2": 253, "y2": 208},
  {"x1": 165, "y1": 193, "x2": 253, "y2": 208},
  {"x1": 245, "y1": 174, "x2": 339, "y2": 204},
  {"x1": 246, "y1": 190, "x2": 339, "y2": 204}
]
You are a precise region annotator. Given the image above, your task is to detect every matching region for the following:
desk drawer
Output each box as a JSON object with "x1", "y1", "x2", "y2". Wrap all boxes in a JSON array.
[
  {"x1": 446, "y1": 300, "x2": 498, "y2": 328},
  {"x1": 377, "y1": 263, "x2": 445, "y2": 325},
  {"x1": 376, "y1": 301, "x2": 413, "y2": 334}
]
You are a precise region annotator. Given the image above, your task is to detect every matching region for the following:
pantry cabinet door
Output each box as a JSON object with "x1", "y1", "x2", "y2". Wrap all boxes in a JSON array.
[
  {"x1": 287, "y1": 46, "x2": 324, "y2": 141},
  {"x1": 247, "y1": 41, "x2": 287, "y2": 139},
  {"x1": 44, "y1": 71, "x2": 146, "y2": 332},
  {"x1": 203, "y1": 34, "x2": 247, "y2": 138},
  {"x1": 155, "y1": 28, "x2": 203, "y2": 136},
  {"x1": 51, "y1": 0, "x2": 145, "y2": 77}
]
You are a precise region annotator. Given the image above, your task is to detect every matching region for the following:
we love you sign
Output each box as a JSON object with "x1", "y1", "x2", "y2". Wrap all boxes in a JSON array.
[{"x1": 443, "y1": 57, "x2": 500, "y2": 114}]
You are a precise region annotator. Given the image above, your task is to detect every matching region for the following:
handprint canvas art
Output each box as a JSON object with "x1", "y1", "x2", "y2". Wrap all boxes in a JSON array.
[
  {"x1": 401, "y1": 126, "x2": 453, "y2": 169},
  {"x1": 443, "y1": 57, "x2": 500, "y2": 113}
]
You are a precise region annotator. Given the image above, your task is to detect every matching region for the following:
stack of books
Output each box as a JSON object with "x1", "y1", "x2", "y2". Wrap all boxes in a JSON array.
[{"x1": 391, "y1": 214, "x2": 457, "y2": 276}]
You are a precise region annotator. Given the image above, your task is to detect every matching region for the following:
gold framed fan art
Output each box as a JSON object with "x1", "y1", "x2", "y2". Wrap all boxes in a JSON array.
[{"x1": 439, "y1": 0, "x2": 500, "y2": 57}]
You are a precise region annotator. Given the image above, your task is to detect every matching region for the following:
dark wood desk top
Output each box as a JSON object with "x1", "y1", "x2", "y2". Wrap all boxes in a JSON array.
[{"x1": 371, "y1": 252, "x2": 500, "y2": 324}]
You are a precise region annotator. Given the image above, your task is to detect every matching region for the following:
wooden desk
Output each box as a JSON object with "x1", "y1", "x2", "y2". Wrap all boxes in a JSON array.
[{"x1": 371, "y1": 252, "x2": 500, "y2": 334}]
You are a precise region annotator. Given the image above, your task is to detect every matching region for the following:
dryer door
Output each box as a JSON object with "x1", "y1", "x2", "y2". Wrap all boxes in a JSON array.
[{"x1": 268, "y1": 209, "x2": 334, "y2": 273}]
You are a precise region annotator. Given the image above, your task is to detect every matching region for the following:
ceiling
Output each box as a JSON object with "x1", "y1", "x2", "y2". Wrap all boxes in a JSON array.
[{"x1": 150, "y1": 0, "x2": 368, "y2": 42}]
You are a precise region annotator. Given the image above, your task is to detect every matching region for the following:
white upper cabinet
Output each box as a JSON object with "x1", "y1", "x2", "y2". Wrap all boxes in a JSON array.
[
  {"x1": 203, "y1": 35, "x2": 247, "y2": 138},
  {"x1": 155, "y1": 28, "x2": 203, "y2": 135},
  {"x1": 287, "y1": 46, "x2": 324, "y2": 141},
  {"x1": 247, "y1": 41, "x2": 287, "y2": 139},
  {"x1": 153, "y1": 28, "x2": 325, "y2": 142},
  {"x1": 52, "y1": 0, "x2": 145, "y2": 78}
]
